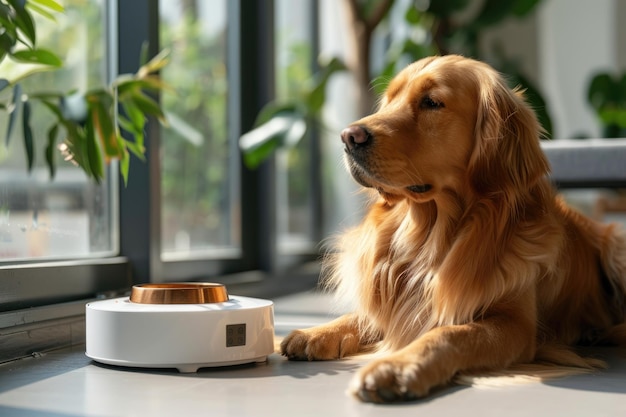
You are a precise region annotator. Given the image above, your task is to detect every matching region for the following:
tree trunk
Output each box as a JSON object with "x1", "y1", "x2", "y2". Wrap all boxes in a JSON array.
[{"x1": 343, "y1": 0, "x2": 395, "y2": 117}]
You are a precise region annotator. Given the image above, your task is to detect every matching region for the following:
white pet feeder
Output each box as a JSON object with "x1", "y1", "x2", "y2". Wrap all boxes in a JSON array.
[{"x1": 85, "y1": 283, "x2": 275, "y2": 372}]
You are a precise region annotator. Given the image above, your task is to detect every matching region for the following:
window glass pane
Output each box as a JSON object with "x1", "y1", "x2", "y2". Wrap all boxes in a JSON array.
[
  {"x1": 275, "y1": 0, "x2": 315, "y2": 252},
  {"x1": 159, "y1": 0, "x2": 237, "y2": 258},
  {"x1": 0, "y1": 0, "x2": 114, "y2": 262}
]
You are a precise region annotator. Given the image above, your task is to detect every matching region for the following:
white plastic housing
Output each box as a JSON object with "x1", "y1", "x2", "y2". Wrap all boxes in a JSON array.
[{"x1": 86, "y1": 295, "x2": 274, "y2": 372}]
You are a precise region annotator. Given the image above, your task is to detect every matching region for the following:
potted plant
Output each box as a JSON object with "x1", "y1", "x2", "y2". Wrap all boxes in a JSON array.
[{"x1": 0, "y1": 0, "x2": 168, "y2": 184}]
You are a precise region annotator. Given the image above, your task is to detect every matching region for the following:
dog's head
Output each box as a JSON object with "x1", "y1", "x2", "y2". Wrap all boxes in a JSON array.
[{"x1": 341, "y1": 55, "x2": 549, "y2": 204}]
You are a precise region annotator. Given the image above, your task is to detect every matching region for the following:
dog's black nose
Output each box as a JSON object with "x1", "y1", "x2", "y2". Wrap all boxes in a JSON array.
[{"x1": 341, "y1": 126, "x2": 370, "y2": 150}]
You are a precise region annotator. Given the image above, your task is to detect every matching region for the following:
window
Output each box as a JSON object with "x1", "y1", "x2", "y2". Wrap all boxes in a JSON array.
[
  {"x1": 274, "y1": 0, "x2": 319, "y2": 253},
  {"x1": 159, "y1": 0, "x2": 238, "y2": 259},
  {"x1": 0, "y1": 0, "x2": 114, "y2": 262}
]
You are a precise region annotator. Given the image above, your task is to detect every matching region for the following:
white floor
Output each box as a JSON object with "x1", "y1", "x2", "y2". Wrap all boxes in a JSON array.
[{"x1": 0, "y1": 291, "x2": 625, "y2": 417}]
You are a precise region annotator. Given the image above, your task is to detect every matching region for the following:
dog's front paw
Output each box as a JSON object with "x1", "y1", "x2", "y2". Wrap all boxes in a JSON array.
[
  {"x1": 280, "y1": 327, "x2": 359, "y2": 361},
  {"x1": 348, "y1": 356, "x2": 443, "y2": 403}
]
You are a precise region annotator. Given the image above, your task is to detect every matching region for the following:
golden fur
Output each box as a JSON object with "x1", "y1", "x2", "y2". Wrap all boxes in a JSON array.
[{"x1": 280, "y1": 55, "x2": 626, "y2": 403}]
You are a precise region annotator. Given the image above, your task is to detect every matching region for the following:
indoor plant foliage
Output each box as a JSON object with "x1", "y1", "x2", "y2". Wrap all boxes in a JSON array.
[
  {"x1": 0, "y1": 0, "x2": 169, "y2": 184},
  {"x1": 240, "y1": 0, "x2": 551, "y2": 168},
  {"x1": 587, "y1": 71, "x2": 626, "y2": 138}
]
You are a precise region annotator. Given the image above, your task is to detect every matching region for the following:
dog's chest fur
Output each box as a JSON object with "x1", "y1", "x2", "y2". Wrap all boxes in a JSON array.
[
  {"x1": 330, "y1": 199, "x2": 458, "y2": 350},
  {"x1": 328, "y1": 189, "x2": 575, "y2": 351}
]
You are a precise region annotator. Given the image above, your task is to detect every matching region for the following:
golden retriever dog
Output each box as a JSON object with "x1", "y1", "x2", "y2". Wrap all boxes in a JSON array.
[{"x1": 280, "y1": 55, "x2": 626, "y2": 402}]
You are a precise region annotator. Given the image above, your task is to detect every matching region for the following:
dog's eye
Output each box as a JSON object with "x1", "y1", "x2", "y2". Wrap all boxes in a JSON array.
[{"x1": 420, "y1": 96, "x2": 444, "y2": 110}]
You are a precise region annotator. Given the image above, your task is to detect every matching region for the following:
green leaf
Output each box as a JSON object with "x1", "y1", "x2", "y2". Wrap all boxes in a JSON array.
[
  {"x1": 512, "y1": 0, "x2": 542, "y2": 17},
  {"x1": 120, "y1": 99, "x2": 146, "y2": 131},
  {"x1": 119, "y1": 100, "x2": 147, "y2": 154},
  {"x1": 26, "y1": 91, "x2": 65, "y2": 100},
  {"x1": 85, "y1": 115, "x2": 104, "y2": 181},
  {"x1": 284, "y1": 117, "x2": 307, "y2": 147},
  {"x1": 137, "y1": 48, "x2": 170, "y2": 78},
  {"x1": 129, "y1": 91, "x2": 166, "y2": 123},
  {"x1": 119, "y1": 147, "x2": 130, "y2": 186},
  {"x1": 615, "y1": 109, "x2": 626, "y2": 127},
  {"x1": 618, "y1": 73, "x2": 626, "y2": 107},
  {"x1": 0, "y1": 5, "x2": 16, "y2": 28},
  {"x1": 587, "y1": 73, "x2": 616, "y2": 110},
  {"x1": 40, "y1": 97, "x2": 66, "y2": 121},
  {"x1": 87, "y1": 92, "x2": 124, "y2": 160},
  {"x1": 306, "y1": 83, "x2": 326, "y2": 114},
  {"x1": 305, "y1": 57, "x2": 347, "y2": 113},
  {"x1": 0, "y1": 2, "x2": 11, "y2": 19},
  {"x1": 11, "y1": 0, "x2": 36, "y2": 47},
  {"x1": 5, "y1": 83, "x2": 22, "y2": 146},
  {"x1": 123, "y1": 139, "x2": 146, "y2": 161},
  {"x1": 26, "y1": 2, "x2": 57, "y2": 21},
  {"x1": 46, "y1": 123, "x2": 59, "y2": 178},
  {"x1": 12, "y1": 48, "x2": 63, "y2": 66},
  {"x1": 0, "y1": 33, "x2": 13, "y2": 62},
  {"x1": 1, "y1": 65, "x2": 60, "y2": 86},
  {"x1": 29, "y1": 0, "x2": 64, "y2": 13},
  {"x1": 0, "y1": 5, "x2": 15, "y2": 33},
  {"x1": 22, "y1": 99, "x2": 34, "y2": 171},
  {"x1": 240, "y1": 111, "x2": 306, "y2": 169},
  {"x1": 117, "y1": 115, "x2": 138, "y2": 135},
  {"x1": 404, "y1": 5, "x2": 421, "y2": 24},
  {"x1": 116, "y1": 76, "x2": 171, "y2": 98},
  {"x1": 240, "y1": 131, "x2": 281, "y2": 169},
  {"x1": 598, "y1": 108, "x2": 614, "y2": 124},
  {"x1": 139, "y1": 41, "x2": 149, "y2": 67},
  {"x1": 254, "y1": 102, "x2": 300, "y2": 126}
]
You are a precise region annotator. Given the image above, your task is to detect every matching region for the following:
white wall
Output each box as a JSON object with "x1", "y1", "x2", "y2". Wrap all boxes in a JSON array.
[{"x1": 537, "y1": 0, "x2": 617, "y2": 138}]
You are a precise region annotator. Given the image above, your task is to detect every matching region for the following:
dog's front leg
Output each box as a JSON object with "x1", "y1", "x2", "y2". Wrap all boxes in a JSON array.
[
  {"x1": 350, "y1": 306, "x2": 536, "y2": 402},
  {"x1": 280, "y1": 313, "x2": 377, "y2": 360}
]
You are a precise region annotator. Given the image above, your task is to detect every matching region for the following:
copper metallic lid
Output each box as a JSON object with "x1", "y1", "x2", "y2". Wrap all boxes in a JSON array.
[{"x1": 129, "y1": 283, "x2": 229, "y2": 304}]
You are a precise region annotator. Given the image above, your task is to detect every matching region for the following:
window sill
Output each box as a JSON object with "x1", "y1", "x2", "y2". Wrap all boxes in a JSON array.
[{"x1": 0, "y1": 299, "x2": 87, "y2": 364}]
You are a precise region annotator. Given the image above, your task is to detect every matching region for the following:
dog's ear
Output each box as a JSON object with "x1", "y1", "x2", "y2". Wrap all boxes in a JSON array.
[{"x1": 468, "y1": 74, "x2": 550, "y2": 198}]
